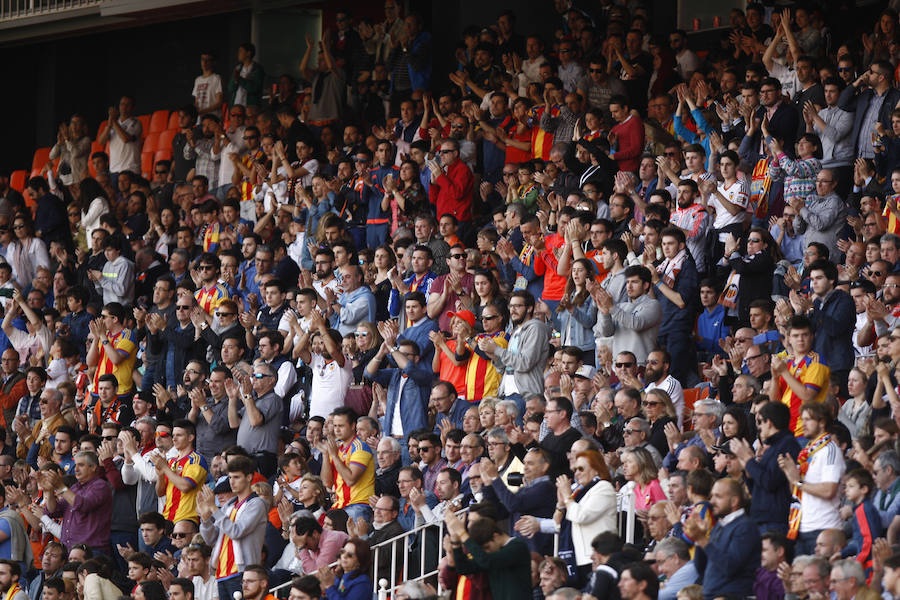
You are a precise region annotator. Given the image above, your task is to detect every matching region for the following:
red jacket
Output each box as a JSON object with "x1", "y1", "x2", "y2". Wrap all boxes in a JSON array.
[
  {"x1": 429, "y1": 159, "x2": 474, "y2": 222},
  {"x1": 610, "y1": 113, "x2": 645, "y2": 172}
]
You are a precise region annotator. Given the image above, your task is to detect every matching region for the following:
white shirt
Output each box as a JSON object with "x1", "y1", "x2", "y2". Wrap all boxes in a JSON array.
[
  {"x1": 800, "y1": 439, "x2": 845, "y2": 532},
  {"x1": 308, "y1": 352, "x2": 353, "y2": 419},
  {"x1": 192, "y1": 73, "x2": 223, "y2": 114},
  {"x1": 712, "y1": 180, "x2": 749, "y2": 234},
  {"x1": 191, "y1": 575, "x2": 219, "y2": 600},
  {"x1": 391, "y1": 374, "x2": 409, "y2": 437},
  {"x1": 108, "y1": 117, "x2": 142, "y2": 174}
]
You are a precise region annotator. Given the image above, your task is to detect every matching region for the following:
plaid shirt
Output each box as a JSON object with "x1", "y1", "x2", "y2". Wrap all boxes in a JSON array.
[{"x1": 183, "y1": 137, "x2": 221, "y2": 188}]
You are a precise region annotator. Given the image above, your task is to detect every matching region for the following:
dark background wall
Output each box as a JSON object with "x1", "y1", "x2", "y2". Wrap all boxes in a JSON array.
[{"x1": 0, "y1": 10, "x2": 252, "y2": 174}]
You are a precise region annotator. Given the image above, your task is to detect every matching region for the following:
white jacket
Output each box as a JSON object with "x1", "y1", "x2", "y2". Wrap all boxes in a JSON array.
[{"x1": 565, "y1": 479, "x2": 617, "y2": 566}]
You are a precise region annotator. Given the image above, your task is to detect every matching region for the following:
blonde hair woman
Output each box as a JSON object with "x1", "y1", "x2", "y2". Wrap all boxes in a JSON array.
[
  {"x1": 643, "y1": 388, "x2": 677, "y2": 457},
  {"x1": 621, "y1": 446, "x2": 667, "y2": 511}
]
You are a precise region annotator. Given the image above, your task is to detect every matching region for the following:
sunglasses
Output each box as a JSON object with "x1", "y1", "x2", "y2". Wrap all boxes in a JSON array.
[
  {"x1": 615, "y1": 362, "x2": 635, "y2": 368},
  {"x1": 450, "y1": 254, "x2": 466, "y2": 259},
  {"x1": 216, "y1": 312, "x2": 236, "y2": 318},
  {"x1": 252, "y1": 373, "x2": 271, "y2": 379},
  {"x1": 171, "y1": 532, "x2": 191, "y2": 539},
  {"x1": 198, "y1": 265, "x2": 215, "y2": 271},
  {"x1": 176, "y1": 305, "x2": 192, "y2": 310}
]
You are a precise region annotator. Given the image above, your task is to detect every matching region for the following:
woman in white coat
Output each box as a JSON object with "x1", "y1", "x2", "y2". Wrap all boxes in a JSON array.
[{"x1": 554, "y1": 449, "x2": 617, "y2": 586}]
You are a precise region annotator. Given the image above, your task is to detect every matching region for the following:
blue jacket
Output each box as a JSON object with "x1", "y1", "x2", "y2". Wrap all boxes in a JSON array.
[
  {"x1": 482, "y1": 475, "x2": 556, "y2": 555},
  {"x1": 332, "y1": 286, "x2": 376, "y2": 336},
  {"x1": 810, "y1": 289, "x2": 855, "y2": 372},
  {"x1": 325, "y1": 572, "x2": 372, "y2": 600},
  {"x1": 695, "y1": 510, "x2": 760, "y2": 600},
  {"x1": 838, "y1": 83, "x2": 900, "y2": 155},
  {"x1": 398, "y1": 317, "x2": 439, "y2": 366},
  {"x1": 433, "y1": 399, "x2": 469, "y2": 433},
  {"x1": 555, "y1": 297, "x2": 598, "y2": 352},
  {"x1": 744, "y1": 430, "x2": 801, "y2": 527},
  {"x1": 501, "y1": 253, "x2": 544, "y2": 300},
  {"x1": 696, "y1": 304, "x2": 727, "y2": 359},
  {"x1": 658, "y1": 254, "x2": 699, "y2": 335},
  {"x1": 842, "y1": 498, "x2": 884, "y2": 575},
  {"x1": 370, "y1": 361, "x2": 433, "y2": 439}
]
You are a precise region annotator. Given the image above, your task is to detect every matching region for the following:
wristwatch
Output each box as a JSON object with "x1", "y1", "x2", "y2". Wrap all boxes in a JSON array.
[
  {"x1": 57, "y1": 487, "x2": 69, "y2": 495},
  {"x1": 201, "y1": 404, "x2": 212, "y2": 413}
]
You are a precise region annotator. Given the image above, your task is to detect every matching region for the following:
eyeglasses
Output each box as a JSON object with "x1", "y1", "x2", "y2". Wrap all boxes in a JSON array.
[
  {"x1": 642, "y1": 400, "x2": 662, "y2": 407},
  {"x1": 745, "y1": 354, "x2": 766, "y2": 360},
  {"x1": 176, "y1": 305, "x2": 191, "y2": 310},
  {"x1": 837, "y1": 67, "x2": 852, "y2": 72},
  {"x1": 439, "y1": 149, "x2": 456, "y2": 154},
  {"x1": 486, "y1": 441, "x2": 507, "y2": 447},
  {"x1": 663, "y1": 151, "x2": 678, "y2": 157},
  {"x1": 171, "y1": 532, "x2": 191, "y2": 539},
  {"x1": 155, "y1": 169, "x2": 168, "y2": 175},
  {"x1": 12, "y1": 225, "x2": 24, "y2": 230},
  {"x1": 155, "y1": 431, "x2": 170, "y2": 438},
  {"x1": 252, "y1": 373, "x2": 272, "y2": 379},
  {"x1": 624, "y1": 429, "x2": 637, "y2": 435},
  {"x1": 483, "y1": 314, "x2": 500, "y2": 321},
  {"x1": 450, "y1": 253, "x2": 466, "y2": 259},
  {"x1": 615, "y1": 362, "x2": 635, "y2": 368},
  {"x1": 198, "y1": 265, "x2": 215, "y2": 271},
  {"x1": 101, "y1": 435, "x2": 117, "y2": 441},
  {"x1": 871, "y1": 270, "x2": 885, "y2": 277},
  {"x1": 418, "y1": 445, "x2": 433, "y2": 451},
  {"x1": 185, "y1": 369, "x2": 203, "y2": 376},
  {"x1": 216, "y1": 312, "x2": 236, "y2": 318},
  {"x1": 242, "y1": 135, "x2": 259, "y2": 141},
  {"x1": 748, "y1": 238, "x2": 763, "y2": 243},
  {"x1": 354, "y1": 332, "x2": 368, "y2": 337},
  {"x1": 885, "y1": 284, "x2": 900, "y2": 289}
]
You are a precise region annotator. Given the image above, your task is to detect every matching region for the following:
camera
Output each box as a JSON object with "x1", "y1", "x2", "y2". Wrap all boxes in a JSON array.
[{"x1": 506, "y1": 472, "x2": 524, "y2": 487}]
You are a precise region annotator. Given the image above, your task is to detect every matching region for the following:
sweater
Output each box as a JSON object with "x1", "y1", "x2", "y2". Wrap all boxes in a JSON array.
[
  {"x1": 695, "y1": 509, "x2": 760, "y2": 600},
  {"x1": 597, "y1": 293, "x2": 662, "y2": 365},
  {"x1": 492, "y1": 318, "x2": 551, "y2": 397},
  {"x1": 744, "y1": 430, "x2": 801, "y2": 527},
  {"x1": 454, "y1": 536, "x2": 532, "y2": 600}
]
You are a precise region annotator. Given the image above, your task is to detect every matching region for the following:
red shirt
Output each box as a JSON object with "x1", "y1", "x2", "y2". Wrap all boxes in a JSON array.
[
  {"x1": 429, "y1": 159, "x2": 474, "y2": 222},
  {"x1": 610, "y1": 114, "x2": 645, "y2": 172}
]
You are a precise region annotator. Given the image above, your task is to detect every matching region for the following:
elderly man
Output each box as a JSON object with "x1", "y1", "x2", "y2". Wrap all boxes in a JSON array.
[
  {"x1": 623, "y1": 417, "x2": 663, "y2": 468},
  {"x1": 481, "y1": 448, "x2": 555, "y2": 555},
  {"x1": 830, "y1": 559, "x2": 879, "y2": 600},
  {"x1": 873, "y1": 450, "x2": 900, "y2": 532},
  {"x1": 655, "y1": 538, "x2": 699, "y2": 600},
  {"x1": 16, "y1": 387, "x2": 64, "y2": 463},
  {"x1": 663, "y1": 398, "x2": 723, "y2": 472},
  {"x1": 40, "y1": 451, "x2": 113, "y2": 554},
  {"x1": 789, "y1": 169, "x2": 846, "y2": 263},
  {"x1": 366, "y1": 495, "x2": 406, "y2": 585},
  {"x1": 374, "y1": 437, "x2": 402, "y2": 497},
  {"x1": 226, "y1": 362, "x2": 281, "y2": 477},
  {"x1": 646, "y1": 501, "x2": 673, "y2": 551},
  {"x1": 484, "y1": 428, "x2": 523, "y2": 490},
  {"x1": 328, "y1": 264, "x2": 375, "y2": 336}
]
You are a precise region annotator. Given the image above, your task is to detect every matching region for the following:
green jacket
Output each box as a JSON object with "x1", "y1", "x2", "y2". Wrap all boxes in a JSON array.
[
  {"x1": 453, "y1": 536, "x2": 531, "y2": 599},
  {"x1": 227, "y1": 61, "x2": 265, "y2": 107}
]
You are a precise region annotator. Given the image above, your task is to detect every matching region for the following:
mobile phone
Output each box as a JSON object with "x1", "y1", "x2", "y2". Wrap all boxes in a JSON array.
[{"x1": 0, "y1": 289, "x2": 13, "y2": 298}]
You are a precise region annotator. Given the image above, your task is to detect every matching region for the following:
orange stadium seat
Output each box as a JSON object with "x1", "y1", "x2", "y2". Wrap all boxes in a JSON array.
[
  {"x1": 154, "y1": 149, "x2": 172, "y2": 164},
  {"x1": 681, "y1": 386, "x2": 710, "y2": 431},
  {"x1": 167, "y1": 112, "x2": 180, "y2": 130},
  {"x1": 141, "y1": 152, "x2": 154, "y2": 179},
  {"x1": 137, "y1": 114, "x2": 151, "y2": 138},
  {"x1": 158, "y1": 129, "x2": 177, "y2": 154},
  {"x1": 96, "y1": 120, "x2": 108, "y2": 141},
  {"x1": 31, "y1": 147, "x2": 51, "y2": 172},
  {"x1": 143, "y1": 132, "x2": 160, "y2": 154},
  {"x1": 149, "y1": 110, "x2": 169, "y2": 134},
  {"x1": 9, "y1": 171, "x2": 26, "y2": 192}
]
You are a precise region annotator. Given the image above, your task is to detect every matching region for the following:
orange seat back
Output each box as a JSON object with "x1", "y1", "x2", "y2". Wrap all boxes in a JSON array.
[
  {"x1": 137, "y1": 115, "x2": 151, "y2": 139},
  {"x1": 681, "y1": 386, "x2": 710, "y2": 431},
  {"x1": 9, "y1": 171, "x2": 27, "y2": 192},
  {"x1": 31, "y1": 147, "x2": 51, "y2": 172},
  {"x1": 143, "y1": 132, "x2": 160, "y2": 154},
  {"x1": 141, "y1": 152, "x2": 154, "y2": 179},
  {"x1": 149, "y1": 110, "x2": 169, "y2": 134},
  {"x1": 158, "y1": 129, "x2": 177, "y2": 153}
]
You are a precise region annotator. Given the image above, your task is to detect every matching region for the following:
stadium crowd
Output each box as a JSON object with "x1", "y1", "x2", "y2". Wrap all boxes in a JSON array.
[{"x1": 6, "y1": 0, "x2": 900, "y2": 599}]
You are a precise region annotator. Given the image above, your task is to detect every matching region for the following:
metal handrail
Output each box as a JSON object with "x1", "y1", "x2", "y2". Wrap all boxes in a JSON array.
[
  {"x1": 0, "y1": 0, "x2": 101, "y2": 22},
  {"x1": 269, "y1": 489, "x2": 636, "y2": 597}
]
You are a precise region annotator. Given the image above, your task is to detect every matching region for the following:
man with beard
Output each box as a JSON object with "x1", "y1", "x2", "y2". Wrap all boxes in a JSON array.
[
  {"x1": 594, "y1": 265, "x2": 662, "y2": 366},
  {"x1": 669, "y1": 180, "x2": 709, "y2": 276},
  {"x1": 651, "y1": 227, "x2": 700, "y2": 385},
  {"x1": 684, "y1": 478, "x2": 760, "y2": 600},
  {"x1": 858, "y1": 271, "x2": 900, "y2": 348},
  {"x1": 643, "y1": 350, "x2": 685, "y2": 428},
  {"x1": 478, "y1": 291, "x2": 550, "y2": 416}
]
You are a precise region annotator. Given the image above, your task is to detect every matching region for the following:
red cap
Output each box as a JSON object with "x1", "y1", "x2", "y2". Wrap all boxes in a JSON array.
[{"x1": 446, "y1": 310, "x2": 476, "y2": 328}]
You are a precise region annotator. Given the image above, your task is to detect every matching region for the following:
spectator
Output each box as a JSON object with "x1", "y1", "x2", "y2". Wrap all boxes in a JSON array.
[
  {"x1": 97, "y1": 96, "x2": 142, "y2": 179},
  {"x1": 227, "y1": 43, "x2": 265, "y2": 109},
  {"x1": 197, "y1": 456, "x2": 268, "y2": 600},
  {"x1": 318, "y1": 407, "x2": 375, "y2": 521}
]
